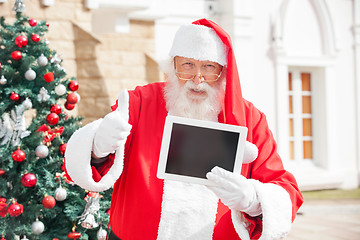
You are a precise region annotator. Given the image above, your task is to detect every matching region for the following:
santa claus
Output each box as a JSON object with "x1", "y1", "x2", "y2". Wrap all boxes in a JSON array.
[{"x1": 65, "y1": 19, "x2": 303, "y2": 240}]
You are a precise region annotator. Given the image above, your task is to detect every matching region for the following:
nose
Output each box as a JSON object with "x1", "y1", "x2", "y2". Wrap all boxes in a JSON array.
[{"x1": 192, "y1": 73, "x2": 204, "y2": 85}]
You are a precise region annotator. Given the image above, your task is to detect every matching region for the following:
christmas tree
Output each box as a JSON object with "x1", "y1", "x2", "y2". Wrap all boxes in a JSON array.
[{"x1": 0, "y1": 1, "x2": 111, "y2": 239}]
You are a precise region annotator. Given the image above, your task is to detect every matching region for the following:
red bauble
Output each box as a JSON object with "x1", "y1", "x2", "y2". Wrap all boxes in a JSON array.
[
  {"x1": 42, "y1": 195, "x2": 56, "y2": 209},
  {"x1": 64, "y1": 102, "x2": 75, "y2": 110},
  {"x1": 12, "y1": 149, "x2": 26, "y2": 162},
  {"x1": 7, "y1": 202, "x2": 23, "y2": 217},
  {"x1": 44, "y1": 72, "x2": 54, "y2": 83},
  {"x1": 59, "y1": 143, "x2": 67, "y2": 155},
  {"x1": 68, "y1": 80, "x2": 79, "y2": 91},
  {"x1": 0, "y1": 169, "x2": 5, "y2": 176},
  {"x1": 11, "y1": 51, "x2": 22, "y2": 60},
  {"x1": 67, "y1": 230, "x2": 81, "y2": 239},
  {"x1": 10, "y1": 92, "x2": 19, "y2": 101},
  {"x1": 21, "y1": 173, "x2": 37, "y2": 188},
  {"x1": 29, "y1": 18, "x2": 37, "y2": 26},
  {"x1": 14, "y1": 35, "x2": 28, "y2": 48},
  {"x1": 32, "y1": 34, "x2": 40, "y2": 42},
  {"x1": 66, "y1": 92, "x2": 78, "y2": 104},
  {"x1": 50, "y1": 104, "x2": 62, "y2": 114},
  {"x1": 46, "y1": 113, "x2": 59, "y2": 125}
]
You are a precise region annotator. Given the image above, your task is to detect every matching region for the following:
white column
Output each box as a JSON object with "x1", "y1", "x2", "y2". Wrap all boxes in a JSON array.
[
  {"x1": 354, "y1": 0, "x2": 360, "y2": 185},
  {"x1": 275, "y1": 63, "x2": 290, "y2": 161}
]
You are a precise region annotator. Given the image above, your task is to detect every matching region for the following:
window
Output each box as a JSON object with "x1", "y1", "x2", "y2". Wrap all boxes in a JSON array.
[{"x1": 288, "y1": 71, "x2": 313, "y2": 161}]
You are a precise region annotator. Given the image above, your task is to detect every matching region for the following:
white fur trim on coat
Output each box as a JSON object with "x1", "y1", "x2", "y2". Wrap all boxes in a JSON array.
[
  {"x1": 169, "y1": 24, "x2": 228, "y2": 66},
  {"x1": 231, "y1": 181, "x2": 293, "y2": 240},
  {"x1": 157, "y1": 180, "x2": 219, "y2": 240},
  {"x1": 64, "y1": 119, "x2": 125, "y2": 192}
]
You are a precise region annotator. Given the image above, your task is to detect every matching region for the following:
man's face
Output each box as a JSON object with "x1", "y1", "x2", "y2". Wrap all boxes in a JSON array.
[{"x1": 174, "y1": 56, "x2": 223, "y2": 100}]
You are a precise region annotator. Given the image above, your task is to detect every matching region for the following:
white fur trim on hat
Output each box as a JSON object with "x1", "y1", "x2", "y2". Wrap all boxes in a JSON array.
[
  {"x1": 231, "y1": 180, "x2": 293, "y2": 240},
  {"x1": 169, "y1": 24, "x2": 228, "y2": 66},
  {"x1": 64, "y1": 119, "x2": 125, "y2": 192}
]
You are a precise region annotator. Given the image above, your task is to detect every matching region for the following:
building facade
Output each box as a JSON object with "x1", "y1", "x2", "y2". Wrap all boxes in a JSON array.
[{"x1": 1, "y1": 0, "x2": 359, "y2": 190}]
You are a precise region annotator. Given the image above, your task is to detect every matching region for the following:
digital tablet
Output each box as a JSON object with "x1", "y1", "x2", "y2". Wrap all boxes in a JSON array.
[{"x1": 157, "y1": 115, "x2": 248, "y2": 186}]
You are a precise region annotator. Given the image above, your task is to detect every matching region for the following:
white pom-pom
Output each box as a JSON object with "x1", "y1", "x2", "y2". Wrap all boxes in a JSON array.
[{"x1": 243, "y1": 141, "x2": 258, "y2": 164}]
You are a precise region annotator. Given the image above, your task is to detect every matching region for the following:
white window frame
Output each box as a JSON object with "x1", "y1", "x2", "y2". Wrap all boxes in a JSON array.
[{"x1": 289, "y1": 70, "x2": 313, "y2": 162}]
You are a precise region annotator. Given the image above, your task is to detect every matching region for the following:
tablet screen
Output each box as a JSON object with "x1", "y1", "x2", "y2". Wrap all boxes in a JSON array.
[
  {"x1": 166, "y1": 123, "x2": 240, "y2": 179},
  {"x1": 157, "y1": 115, "x2": 247, "y2": 186}
]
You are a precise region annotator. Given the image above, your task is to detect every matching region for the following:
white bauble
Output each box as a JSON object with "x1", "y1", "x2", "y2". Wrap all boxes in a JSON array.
[
  {"x1": 31, "y1": 219, "x2": 45, "y2": 235},
  {"x1": 97, "y1": 226, "x2": 107, "y2": 240},
  {"x1": 54, "y1": 187, "x2": 67, "y2": 201},
  {"x1": 55, "y1": 84, "x2": 66, "y2": 96},
  {"x1": 35, "y1": 144, "x2": 49, "y2": 158},
  {"x1": 37, "y1": 54, "x2": 48, "y2": 67},
  {"x1": 0, "y1": 75, "x2": 7, "y2": 85},
  {"x1": 25, "y1": 69, "x2": 36, "y2": 81}
]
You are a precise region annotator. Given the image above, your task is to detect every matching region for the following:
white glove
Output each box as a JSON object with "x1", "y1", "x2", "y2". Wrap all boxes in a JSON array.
[
  {"x1": 206, "y1": 166, "x2": 262, "y2": 217},
  {"x1": 92, "y1": 90, "x2": 132, "y2": 158}
]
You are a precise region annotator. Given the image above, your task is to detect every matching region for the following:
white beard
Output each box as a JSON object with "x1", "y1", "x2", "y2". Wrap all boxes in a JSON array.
[{"x1": 164, "y1": 68, "x2": 225, "y2": 122}]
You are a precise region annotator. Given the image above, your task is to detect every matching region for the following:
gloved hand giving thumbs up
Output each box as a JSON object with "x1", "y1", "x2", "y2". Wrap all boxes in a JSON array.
[{"x1": 92, "y1": 89, "x2": 132, "y2": 158}]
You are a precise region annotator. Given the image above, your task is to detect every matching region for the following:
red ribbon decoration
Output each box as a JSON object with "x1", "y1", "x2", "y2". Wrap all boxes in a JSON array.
[{"x1": 38, "y1": 124, "x2": 64, "y2": 143}]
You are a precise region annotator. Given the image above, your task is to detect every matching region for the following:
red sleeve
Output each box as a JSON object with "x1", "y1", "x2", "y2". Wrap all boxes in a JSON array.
[
  {"x1": 91, "y1": 154, "x2": 115, "y2": 182},
  {"x1": 90, "y1": 88, "x2": 142, "y2": 182},
  {"x1": 243, "y1": 101, "x2": 304, "y2": 238}
]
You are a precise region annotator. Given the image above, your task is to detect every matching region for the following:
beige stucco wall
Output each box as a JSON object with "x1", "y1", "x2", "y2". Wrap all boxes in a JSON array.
[{"x1": 0, "y1": 0, "x2": 160, "y2": 125}]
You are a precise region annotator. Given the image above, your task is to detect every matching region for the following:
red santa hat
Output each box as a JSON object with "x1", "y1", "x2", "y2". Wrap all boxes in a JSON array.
[{"x1": 169, "y1": 18, "x2": 246, "y2": 126}]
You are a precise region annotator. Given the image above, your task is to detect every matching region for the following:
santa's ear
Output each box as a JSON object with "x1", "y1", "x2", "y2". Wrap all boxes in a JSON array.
[{"x1": 243, "y1": 141, "x2": 258, "y2": 164}]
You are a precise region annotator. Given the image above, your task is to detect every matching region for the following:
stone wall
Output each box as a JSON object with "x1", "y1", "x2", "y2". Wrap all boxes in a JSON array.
[{"x1": 0, "y1": 0, "x2": 160, "y2": 125}]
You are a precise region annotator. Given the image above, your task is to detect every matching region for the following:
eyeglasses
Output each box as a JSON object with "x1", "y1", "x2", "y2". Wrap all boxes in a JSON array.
[{"x1": 175, "y1": 71, "x2": 222, "y2": 82}]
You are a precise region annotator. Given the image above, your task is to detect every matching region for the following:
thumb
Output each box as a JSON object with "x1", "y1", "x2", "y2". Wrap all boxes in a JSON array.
[
  {"x1": 116, "y1": 89, "x2": 129, "y2": 123},
  {"x1": 243, "y1": 141, "x2": 258, "y2": 164}
]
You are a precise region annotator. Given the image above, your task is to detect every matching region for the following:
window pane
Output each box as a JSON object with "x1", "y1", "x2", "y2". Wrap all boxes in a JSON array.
[
  {"x1": 288, "y1": 72, "x2": 292, "y2": 90},
  {"x1": 303, "y1": 141, "x2": 313, "y2": 159},
  {"x1": 302, "y1": 96, "x2": 312, "y2": 113},
  {"x1": 289, "y1": 96, "x2": 293, "y2": 113},
  {"x1": 301, "y1": 73, "x2": 311, "y2": 91},
  {"x1": 303, "y1": 118, "x2": 312, "y2": 136},
  {"x1": 289, "y1": 118, "x2": 293, "y2": 136},
  {"x1": 289, "y1": 141, "x2": 294, "y2": 160}
]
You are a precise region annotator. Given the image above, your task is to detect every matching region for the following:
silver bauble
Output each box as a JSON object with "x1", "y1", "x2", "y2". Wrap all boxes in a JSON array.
[
  {"x1": 35, "y1": 144, "x2": 49, "y2": 158},
  {"x1": 25, "y1": 69, "x2": 36, "y2": 81},
  {"x1": 31, "y1": 219, "x2": 45, "y2": 235},
  {"x1": 0, "y1": 75, "x2": 7, "y2": 85},
  {"x1": 54, "y1": 187, "x2": 67, "y2": 201},
  {"x1": 75, "y1": 92, "x2": 81, "y2": 103},
  {"x1": 97, "y1": 226, "x2": 107, "y2": 240},
  {"x1": 55, "y1": 84, "x2": 66, "y2": 96},
  {"x1": 37, "y1": 54, "x2": 48, "y2": 67}
]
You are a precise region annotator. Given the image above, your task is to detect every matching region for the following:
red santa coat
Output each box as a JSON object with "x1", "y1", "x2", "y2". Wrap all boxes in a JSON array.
[{"x1": 65, "y1": 82, "x2": 303, "y2": 240}]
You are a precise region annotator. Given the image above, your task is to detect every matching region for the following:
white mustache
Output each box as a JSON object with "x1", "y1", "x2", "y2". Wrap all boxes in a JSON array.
[{"x1": 184, "y1": 81, "x2": 210, "y2": 92}]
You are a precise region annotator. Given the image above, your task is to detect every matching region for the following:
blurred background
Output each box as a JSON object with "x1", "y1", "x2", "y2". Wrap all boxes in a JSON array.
[{"x1": 1, "y1": 0, "x2": 359, "y2": 238}]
